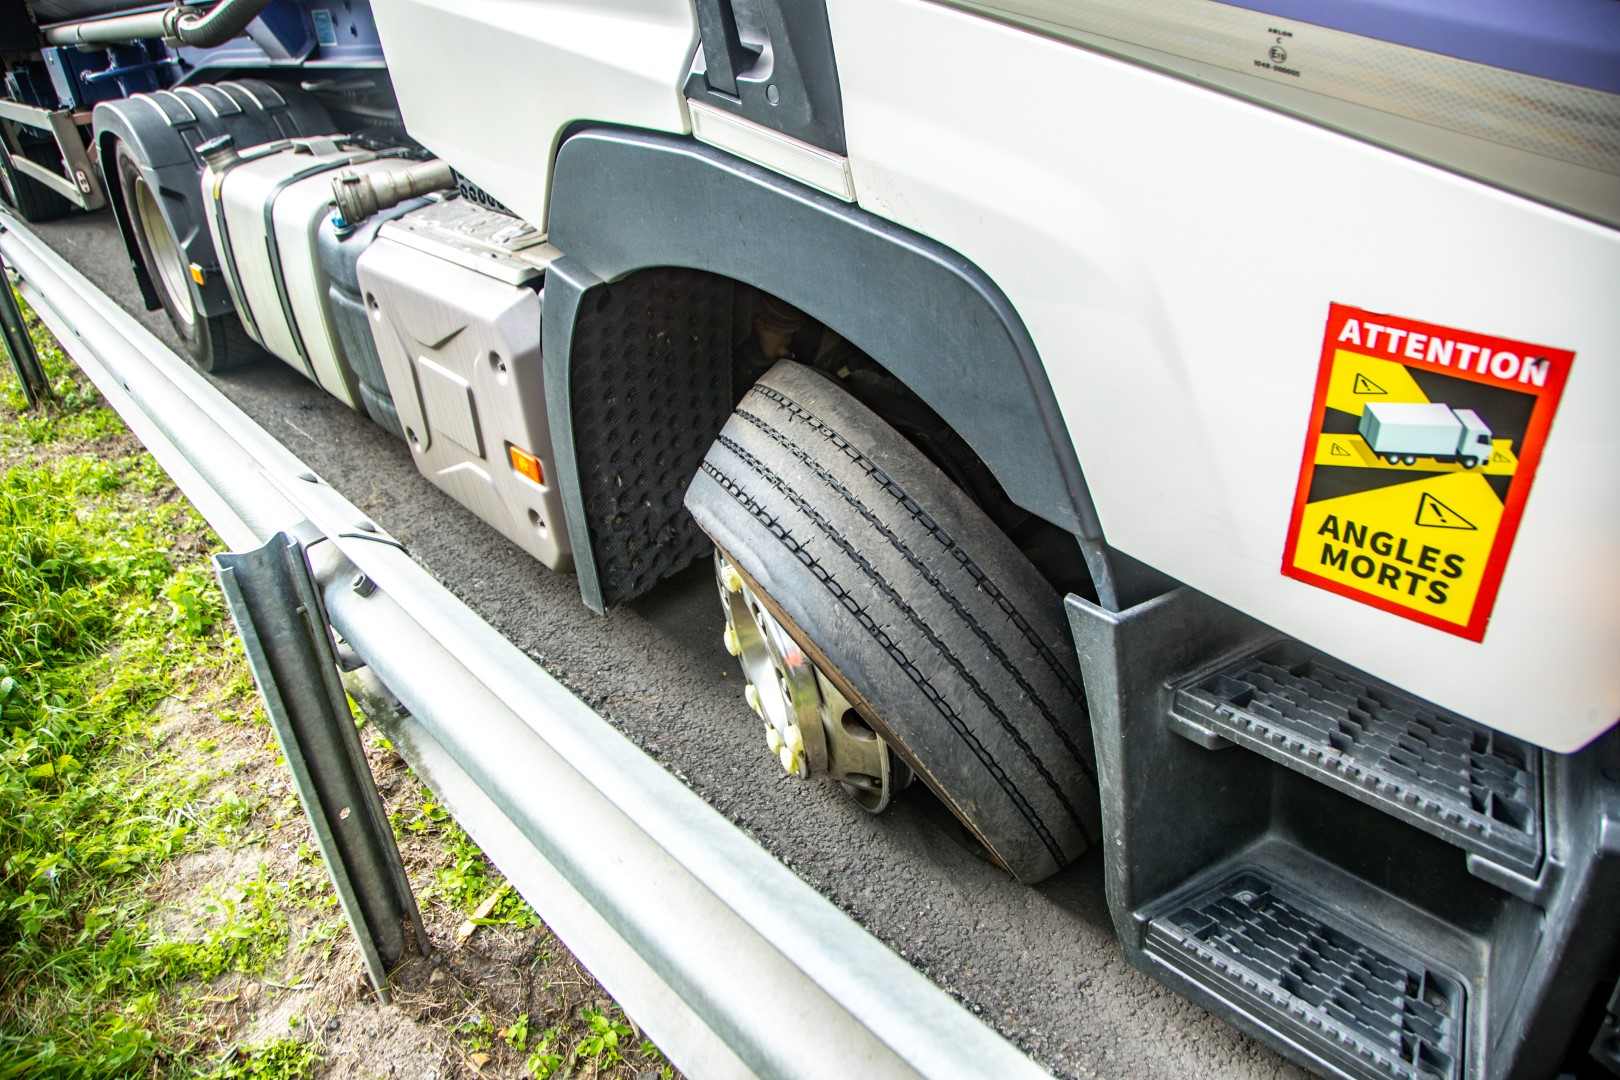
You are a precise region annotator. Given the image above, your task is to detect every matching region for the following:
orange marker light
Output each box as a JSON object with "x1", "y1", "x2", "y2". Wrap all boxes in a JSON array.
[
  {"x1": 508, "y1": 444, "x2": 544, "y2": 486},
  {"x1": 189, "y1": 263, "x2": 207, "y2": 286}
]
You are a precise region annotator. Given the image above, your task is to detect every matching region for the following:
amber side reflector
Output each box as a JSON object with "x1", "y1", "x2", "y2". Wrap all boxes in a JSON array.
[
  {"x1": 189, "y1": 263, "x2": 206, "y2": 286},
  {"x1": 509, "y1": 444, "x2": 544, "y2": 485}
]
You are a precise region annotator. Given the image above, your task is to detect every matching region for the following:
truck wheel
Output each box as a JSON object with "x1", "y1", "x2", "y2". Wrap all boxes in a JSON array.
[
  {"x1": 114, "y1": 139, "x2": 259, "y2": 373},
  {"x1": 0, "y1": 138, "x2": 76, "y2": 223},
  {"x1": 685, "y1": 361, "x2": 1100, "y2": 883}
]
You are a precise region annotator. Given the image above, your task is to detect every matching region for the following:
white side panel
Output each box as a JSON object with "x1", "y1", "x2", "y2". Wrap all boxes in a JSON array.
[
  {"x1": 370, "y1": 0, "x2": 695, "y2": 229},
  {"x1": 212, "y1": 143, "x2": 361, "y2": 383},
  {"x1": 826, "y1": 0, "x2": 1620, "y2": 750}
]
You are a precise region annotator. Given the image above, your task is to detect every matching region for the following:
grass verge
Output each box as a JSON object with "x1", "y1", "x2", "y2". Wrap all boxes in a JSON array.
[{"x1": 0, "y1": 299, "x2": 674, "y2": 1079}]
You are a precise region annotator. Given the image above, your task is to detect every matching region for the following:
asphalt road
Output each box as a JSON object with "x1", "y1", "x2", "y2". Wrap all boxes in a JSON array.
[{"x1": 31, "y1": 211, "x2": 1305, "y2": 1080}]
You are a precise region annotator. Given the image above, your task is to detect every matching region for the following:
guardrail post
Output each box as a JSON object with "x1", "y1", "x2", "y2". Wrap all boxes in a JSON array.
[
  {"x1": 215, "y1": 530, "x2": 428, "y2": 1002},
  {"x1": 0, "y1": 243, "x2": 49, "y2": 407}
]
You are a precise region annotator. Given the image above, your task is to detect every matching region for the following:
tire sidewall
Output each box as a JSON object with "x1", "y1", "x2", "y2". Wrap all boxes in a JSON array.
[{"x1": 114, "y1": 140, "x2": 218, "y2": 369}]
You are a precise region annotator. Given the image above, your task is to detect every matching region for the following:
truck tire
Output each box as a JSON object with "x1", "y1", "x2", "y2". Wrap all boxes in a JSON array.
[
  {"x1": 0, "y1": 140, "x2": 76, "y2": 223},
  {"x1": 685, "y1": 361, "x2": 1100, "y2": 883},
  {"x1": 113, "y1": 138, "x2": 260, "y2": 372}
]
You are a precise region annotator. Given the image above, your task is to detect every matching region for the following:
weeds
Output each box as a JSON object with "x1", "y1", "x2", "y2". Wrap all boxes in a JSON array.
[
  {"x1": 0, "y1": 300, "x2": 290, "y2": 1076},
  {"x1": 515, "y1": 1005, "x2": 669, "y2": 1080},
  {"x1": 208, "y1": 1039, "x2": 320, "y2": 1079},
  {"x1": 397, "y1": 797, "x2": 541, "y2": 929}
]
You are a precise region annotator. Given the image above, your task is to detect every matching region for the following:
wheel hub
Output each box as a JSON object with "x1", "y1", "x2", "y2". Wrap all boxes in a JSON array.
[{"x1": 714, "y1": 550, "x2": 911, "y2": 812}]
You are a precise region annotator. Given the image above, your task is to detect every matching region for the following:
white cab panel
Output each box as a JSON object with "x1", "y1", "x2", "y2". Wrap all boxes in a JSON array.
[
  {"x1": 370, "y1": 0, "x2": 695, "y2": 229},
  {"x1": 826, "y1": 0, "x2": 1620, "y2": 750}
]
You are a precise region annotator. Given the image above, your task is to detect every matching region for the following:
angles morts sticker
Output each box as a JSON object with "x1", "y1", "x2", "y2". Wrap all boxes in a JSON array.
[{"x1": 1282, "y1": 303, "x2": 1572, "y2": 641}]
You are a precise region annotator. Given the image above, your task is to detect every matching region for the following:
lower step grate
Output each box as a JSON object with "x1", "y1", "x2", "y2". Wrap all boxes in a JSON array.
[
  {"x1": 1173, "y1": 641, "x2": 1541, "y2": 876},
  {"x1": 1146, "y1": 871, "x2": 1464, "y2": 1080}
]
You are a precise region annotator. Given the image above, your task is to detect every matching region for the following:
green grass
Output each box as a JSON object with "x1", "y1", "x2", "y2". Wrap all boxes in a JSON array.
[
  {"x1": 0, "y1": 303, "x2": 312, "y2": 1078},
  {"x1": 207, "y1": 1040, "x2": 320, "y2": 1080},
  {"x1": 395, "y1": 795, "x2": 542, "y2": 928},
  {"x1": 1, "y1": 299, "x2": 674, "y2": 1080}
]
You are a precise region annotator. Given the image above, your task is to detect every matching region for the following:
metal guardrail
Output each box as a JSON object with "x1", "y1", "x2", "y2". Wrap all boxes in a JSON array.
[{"x1": 0, "y1": 208, "x2": 1049, "y2": 1080}]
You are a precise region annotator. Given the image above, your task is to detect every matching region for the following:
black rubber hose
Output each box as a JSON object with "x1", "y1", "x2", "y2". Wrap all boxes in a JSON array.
[{"x1": 167, "y1": 0, "x2": 277, "y2": 47}]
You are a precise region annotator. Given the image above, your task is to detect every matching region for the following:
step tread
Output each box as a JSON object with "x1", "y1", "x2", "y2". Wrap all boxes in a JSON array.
[
  {"x1": 1173, "y1": 642, "x2": 1541, "y2": 875},
  {"x1": 1147, "y1": 870, "x2": 1464, "y2": 1080}
]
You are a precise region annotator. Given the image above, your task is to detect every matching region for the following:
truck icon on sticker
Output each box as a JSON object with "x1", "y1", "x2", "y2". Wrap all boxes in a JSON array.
[
  {"x1": 1283, "y1": 304, "x2": 1572, "y2": 641},
  {"x1": 1359, "y1": 401, "x2": 1492, "y2": 468}
]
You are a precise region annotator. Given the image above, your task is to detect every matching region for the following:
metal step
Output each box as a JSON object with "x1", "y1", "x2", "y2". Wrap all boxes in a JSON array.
[
  {"x1": 1172, "y1": 642, "x2": 1542, "y2": 876},
  {"x1": 1146, "y1": 869, "x2": 1465, "y2": 1080}
]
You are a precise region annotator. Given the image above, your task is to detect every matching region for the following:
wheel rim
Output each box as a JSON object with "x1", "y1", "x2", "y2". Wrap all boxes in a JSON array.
[
  {"x1": 714, "y1": 549, "x2": 911, "y2": 813},
  {"x1": 131, "y1": 174, "x2": 194, "y2": 330}
]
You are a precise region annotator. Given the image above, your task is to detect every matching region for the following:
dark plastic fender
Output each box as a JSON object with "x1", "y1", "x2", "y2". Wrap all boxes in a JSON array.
[
  {"x1": 544, "y1": 128, "x2": 1114, "y2": 608},
  {"x1": 92, "y1": 80, "x2": 332, "y2": 317}
]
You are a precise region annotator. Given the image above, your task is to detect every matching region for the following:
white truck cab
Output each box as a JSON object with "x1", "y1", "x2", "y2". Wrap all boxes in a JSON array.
[{"x1": 3, "y1": 0, "x2": 1616, "y2": 1075}]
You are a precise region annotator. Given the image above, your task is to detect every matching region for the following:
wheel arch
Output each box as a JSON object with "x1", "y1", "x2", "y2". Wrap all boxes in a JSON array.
[
  {"x1": 543, "y1": 127, "x2": 1119, "y2": 612},
  {"x1": 91, "y1": 81, "x2": 334, "y2": 320}
]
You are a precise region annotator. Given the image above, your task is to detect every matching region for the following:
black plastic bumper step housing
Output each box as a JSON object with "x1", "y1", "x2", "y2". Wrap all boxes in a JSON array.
[
  {"x1": 1172, "y1": 642, "x2": 1542, "y2": 876},
  {"x1": 1068, "y1": 591, "x2": 1620, "y2": 1080},
  {"x1": 1147, "y1": 869, "x2": 1464, "y2": 1080}
]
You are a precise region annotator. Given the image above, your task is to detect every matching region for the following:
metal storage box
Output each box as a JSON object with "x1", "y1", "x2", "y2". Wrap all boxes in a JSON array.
[{"x1": 356, "y1": 198, "x2": 571, "y2": 572}]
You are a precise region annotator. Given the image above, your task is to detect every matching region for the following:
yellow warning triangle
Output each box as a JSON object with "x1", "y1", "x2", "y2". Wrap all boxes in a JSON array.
[
  {"x1": 1416, "y1": 491, "x2": 1476, "y2": 530},
  {"x1": 1330, "y1": 442, "x2": 1350, "y2": 456},
  {"x1": 1352, "y1": 373, "x2": 1387, "y2": 395}
]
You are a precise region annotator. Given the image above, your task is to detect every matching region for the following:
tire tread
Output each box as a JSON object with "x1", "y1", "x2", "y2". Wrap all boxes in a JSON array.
[
  {"x1": 702, "y1": 446, "x2": 1077, "y2": 864},
  {"x1": 734, "y1": 390, "x2": 1095, "y2": 780},
  {"x1": 686, "y1": 361, "x2": 1099, "y2": 882}
]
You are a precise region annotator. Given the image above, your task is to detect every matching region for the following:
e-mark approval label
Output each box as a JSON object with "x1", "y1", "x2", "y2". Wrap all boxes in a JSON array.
[{"x1": 1282, "y1": 303, "x2": 1572, "y2": 641}]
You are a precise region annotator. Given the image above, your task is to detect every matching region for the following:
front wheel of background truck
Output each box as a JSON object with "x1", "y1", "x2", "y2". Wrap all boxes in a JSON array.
[
  {"x1": 684, "y1": 360, "x2": 1101, "y2": 883},
  {"x1": 113, "y1": 139, "x2": 260, "y2": 373}
]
